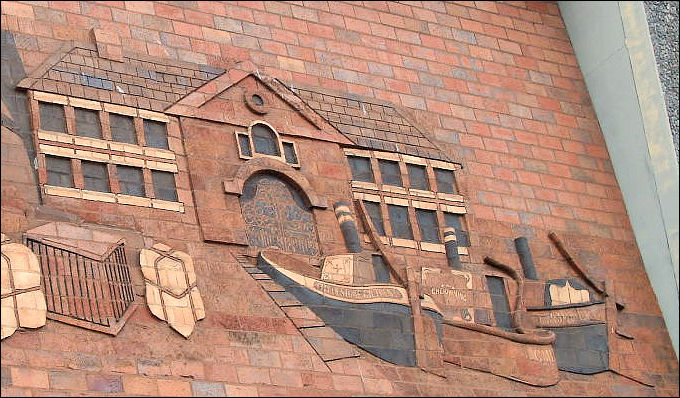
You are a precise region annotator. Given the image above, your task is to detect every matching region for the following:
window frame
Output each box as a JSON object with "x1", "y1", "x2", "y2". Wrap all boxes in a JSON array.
[
  {"x1": 235, "y1": 121, "x2": 300, "y2": 168},
  {"x1": 109, "y1": 112, "x2": 138, "y2": 145},
  {"x1": 347, "y1": 155, "x2": 376, "y2": 183},
  {"x1": 378, "y1": 158, "x2": 404, "y2": 187},
  {"x1": 74, "y1": 107, "x2": 103, "y2": 139},
  {"x1": 45, "y1": 155, "x2": 74, "y2": 188},
  {"x1": 415, "y1": 208, "x2": 441, "y2": 244},
  {"x1": 387, "y1": 204, "x2": 414, "y2": 240},
  {"x1": 434, "y1": 167, "x2": 457, "y2": 195},
  {"x1": 38, "y1": 101, "x2": 67, "y2": 134},
  {"x1": 444, "y1": 212, "x2": 470, "y2": 248},
  {"x1": 116, "y1": 165, "x2": 146, "y2": 198},
  {"x1": 281, "y1": 140, "x2": 300, "y2": 167},
  {"x1": 345, "y1": 148, "x2": 468, "y2": 259},
  {"x1": 31, "y1": 91, "x2": 185, "y2": 212},
  {"x1": 406, "y1": 163, "x2": 430, "y2": 191},
  {"x1": 81, "y1": 160, "x2": 111, "y2": 193},
  {"x1": 151, "y1": 169, "x2": 178, "y2": 202},
  {"x1": 250, "y1": 121, "x2": 282, "y2": 157},
  {"x1": 143, "y1": 118, "x2": 169, "y2": 150},
  {"x1": 363, "y1": 199, "x2": 386, "y2": 237}
]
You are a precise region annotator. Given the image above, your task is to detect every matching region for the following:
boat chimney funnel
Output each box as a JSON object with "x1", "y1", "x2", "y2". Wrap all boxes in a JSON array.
[
  {"x1": 443, "y1": 227, "x2": 462, "y2": 270},
  {"x1": 334, "y1": 201, "x2": 362, "y2": 253},
  {"x1": 514, "y1": 236, "x2": 538, "y2": 280}
]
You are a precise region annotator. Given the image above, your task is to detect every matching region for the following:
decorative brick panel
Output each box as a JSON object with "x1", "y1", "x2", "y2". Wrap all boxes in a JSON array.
[{"x1": 1, "y1": 1, "x2": 678, "y2": 397}]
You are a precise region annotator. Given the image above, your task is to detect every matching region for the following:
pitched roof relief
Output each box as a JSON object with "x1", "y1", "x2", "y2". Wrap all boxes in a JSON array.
[
  {"x1": 18, "y1": 41, "x2": 224, "y2": 113},
  {"x1": 293, "y1": 87, "x2": 454, "y2": 163}
]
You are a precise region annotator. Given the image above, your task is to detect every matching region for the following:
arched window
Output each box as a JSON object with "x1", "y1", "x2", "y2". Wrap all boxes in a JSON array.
[
  {"x1": 251, "y1": 123, "x2": 280, "y2": 156},
  {"x1": 239, "y1": 173, "x2": 320, "y2": 255}
]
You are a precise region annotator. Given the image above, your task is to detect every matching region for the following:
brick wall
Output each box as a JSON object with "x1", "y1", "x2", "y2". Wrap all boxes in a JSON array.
[{"x1": 1, "y1": 1, "x2": 678, "y2": 396}]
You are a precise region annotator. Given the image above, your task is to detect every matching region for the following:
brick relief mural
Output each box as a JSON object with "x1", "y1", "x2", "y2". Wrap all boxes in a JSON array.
[
  {"x1": 240, "y1": 174, "x2": 320, "y2": 256},
  {"x1": 1, "y1": 233, "x2": 46, "y2": 339},
  {"x1": 0, "y1": 2, "x2": 677, "y2": 395},
  {"x1": 139, "y1": 243, "x2": 205, "y2": 338},
  {"x1": 24, "y1": 222, "x2": 136, "y2": 335}
]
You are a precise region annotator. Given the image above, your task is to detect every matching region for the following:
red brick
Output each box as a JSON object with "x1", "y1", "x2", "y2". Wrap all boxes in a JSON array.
[
  {"x1": 502, "y1": 195, "x2": 526, "y2": 211},
  {"x1": 0, "y1": 1, "x2": 676, "y2": 396},
  {"x1": 1, "y1": 2, "x2": 34, "y2": 18},
  {"x1": 494, "y1": 208, "x2": 520, "y2": 224},
  {"x1": 172, "y1": 20, "x2": 203, "y2": 38},
  {"x1": 124, "y1": 1, "x2": 154, "y2": 14},
  {"x1": 204, "y1": 363, "x2": 238, "y2": 383},
  {"x1": 184, "y1": 9, "x2": 213, "y2": 26},
  {"x1": 86, "y1": 374, "x2": 123, "y2": 393},
  {"x1": 170, "y1": 360, "x2": 204, "y2": 379},
  {"x1": 517, "y1": 170, "x2": 542, "y2": 186},
  {"x1": 82, "y1": 2, "x2": 112, "y2": 20},
  {"x1": 460, "y1": 18, "x2": 485, "y2": 34},
  {"x1": 483, "y1": 137, "x2": 509, "y2": 153},
  {"x1": 281, "y1": 16, "x2": 308, "y2": 33},
  {"x1": 11, "y1": 368, "x2": 49, "y2": 389},
  {"x1": 460, "y1": 134, "x2": 485, "y2": 149},
  {"x1": 225, "y1": 384, "x2": 259, "y2": 397},
  {"x1": 122, "y1": 375, "x2": 158, "y2": 396},
  {"x1": 540, "y1": 174, "x2": 564, "y2": 190},
  {"x1": 471, "y1": 204, "x2": 495, "y2": 220},
  {"x1": 237, "y1": 366, "x2": 271, "y2": 385},
  {"x1": 478, "y1": 191, "x2": 503, "y2": 207},
  {"x1": 494, "y1": 166, "x2": 516, "y2": 181},
  {"x1": 154, "y1": 3, "x2": 184, "y2": 20},
  {"x1": 156, "y1": 379, "x2": 191, "y2": 397},
  {"x1": 269, "y1": 369, "x2": 303, "y2": 388}
]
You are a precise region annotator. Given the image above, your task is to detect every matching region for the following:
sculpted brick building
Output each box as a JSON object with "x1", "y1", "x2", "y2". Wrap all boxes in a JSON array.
[{"x1": 1, "y1": 1, "x2": 678, "y2": 396}]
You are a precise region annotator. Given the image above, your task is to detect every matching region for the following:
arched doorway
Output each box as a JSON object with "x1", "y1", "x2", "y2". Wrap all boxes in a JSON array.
[{"x1": 239, "y1": 173, "x2": 320, "y2": 256}]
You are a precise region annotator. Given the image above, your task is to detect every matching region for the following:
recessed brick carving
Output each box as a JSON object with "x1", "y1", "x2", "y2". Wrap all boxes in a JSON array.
[
  {"x1": 139, "y1": 243, "x2": 205, "y2": 338},
  {"x1": 17, "y1": 45, "x2": 224, "y2": 113},
  {"x1": 243, "y1": 88, "x2": 270, "y2": 115},
  {"x1": 294, "y1": 86, "x2": 452, "y2": 162},
  {"x1": 1, "y1": 233, "x2": 47, "y2": 339},
  {"x1": 239, "y1": 174, "x2": 320, "y2": 256},
  {"x1": 256, "y1": 250, "x2": 445, "y2": 367},
  {"x1": 0, "y1": 1, "x2": 676, "y2": 395},
  {"x1": 552, "y1": 324, "x2": 609, "y2": 374},
  {"x1": 546, "y1": 279, "x2": 594, "y2": 307},
  {"x1": 24, "y1": 223, "x2": 136, "y2": 335}
]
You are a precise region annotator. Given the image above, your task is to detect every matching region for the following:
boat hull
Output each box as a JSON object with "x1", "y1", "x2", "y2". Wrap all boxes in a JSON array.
[{"x1": 257, "y1": 253, "x2": 443, "y2": 367}]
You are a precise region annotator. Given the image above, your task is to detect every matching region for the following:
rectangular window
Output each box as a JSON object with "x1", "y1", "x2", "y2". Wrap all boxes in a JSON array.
[
  {"x1": 347, "y1": 156, "x2": 374, "y2": 183},
  {"x1": 109, "y1": 113, "x2": 137, "y2": 145},
  {"x1": 378, "y1": 159, "x2": 403, "y2": 187},
  {"x1": 434, "y1": 168, "x2": 456, "y2": 194},
  {"x1": 74, "y1": 108, "x2": 102, "y2": 139},
  {"x1": 39, "y1": 102, "x2": 66, "y2": 133},
  {"x1": 363, "y1": 201, "x2": 386, "y2": 236},
  {"x1": 486, "y1": 276, "x2": 513, "y2": 331},
  {"x1": 283, "y1": 142, "x2": 298, "y2": 165},
  {"x1": 81, "y1": 161, "x2": 110, "y2": 192},
  {"x1": 117, "y1": 166, "x2": 145, "y2": 197},
  {"x1": 415, "y1": 209, "x2": 440, "y2": 243},
  {"x1": 143, "y1": 119, "x2": 169, "y2": 149},
  {"x1": 238, "y1": 134, "x2": 252, "y2": 157},
  {"x1": 387, "y1": 204, "x2": 413, "y2": 240},
  {"x1": 444, "y1": 213, "x2": 470, "y2": 247},
  {"x1": 45, "y1": 156, "x2": 73, "y2": 188},
  {"x1": 372, "y1": 255, "x2": 391, "y2": 283},
  {"x1": 152, "y1": 170, "x2": 177, "y2": 202},
  {"x1": 407, "y1": 164, "x2": 429, "y2": 191}
]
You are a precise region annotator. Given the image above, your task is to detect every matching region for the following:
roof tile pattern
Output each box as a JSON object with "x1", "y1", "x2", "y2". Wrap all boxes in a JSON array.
[
  {"x1": 294, "y1": 87, "x2": 450, "y2": 162},
  {"x1": 19, "y1": 46, "x2": 223, "y2": 112}
]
